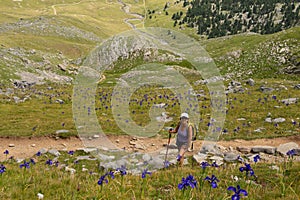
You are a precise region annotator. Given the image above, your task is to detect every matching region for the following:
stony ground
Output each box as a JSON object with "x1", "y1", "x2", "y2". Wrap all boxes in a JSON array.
[{"x1": 1, "y1": 134, "x2": 299, "y2": 161}]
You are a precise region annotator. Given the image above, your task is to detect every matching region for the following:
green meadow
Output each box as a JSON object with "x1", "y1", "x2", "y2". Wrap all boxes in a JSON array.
[{"x1": 0, "y1": 0, "x2": 299, "y2": 199}]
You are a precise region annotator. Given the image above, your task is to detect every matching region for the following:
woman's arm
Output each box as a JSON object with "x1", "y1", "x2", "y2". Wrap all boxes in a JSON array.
[{"x1": 169, "y1": 123, "x2": 180, "y2": 133}]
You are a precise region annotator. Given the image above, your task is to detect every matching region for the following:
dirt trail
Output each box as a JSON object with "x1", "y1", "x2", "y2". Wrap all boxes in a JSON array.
[{"x1": 1, "y1": 135, "x2": 299, "y2": 161}]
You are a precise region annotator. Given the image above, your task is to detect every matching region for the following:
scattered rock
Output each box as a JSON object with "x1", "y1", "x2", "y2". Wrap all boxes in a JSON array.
[
  {"x1": 8, "y1": 144, "x2": 15, "y2": 147},
  {"x1": 76, "y1": 156, "x2": 97, "y2": 161},
  {"x1": 193, "y1": 153, "x2": 207, "y2": 164},
  {"x1": 38, "y1": 148, "x2": 48, "y2": 154},
  {"x1": 57, "y1": 64, "x2": 67, "y2": 71},
  {"x1": 281, "y1": 98, "x2": 298, "y2": 105},
  {"x1": 55, "y1": 99, "x2": 64, "y2": 104},
  {"x1": 277, "y1": 142, "x2": 299, "y2": 156},
  {"x1": 55, "y1": 130, "x2": 69, "y2": 134},
  {"x1": 93, "y1": 135, "x2": 100, "y2": 139},
  {"x1": 48, "y1": 149, "x2": 60, "y2": 156},
  {"x1": 294, "y1": 84, "x2": 300, "y2": 89},
  {"x1": 270, "y1": 165, "x2": 280, "y2": 171},
  {"x1": 200, "y1": 143, "x2": 224, "y2": 156},
  {"x1": 224, "y1": 152, "x2": 239, "y2": 162},
  {"x1": 265, "y1": 118, "x2": 272, "y2": 123},
  {"x1": 65, "y1": 166, "x2": 76, "y2": 174},
  {"x1": 273, "y1": 118, "x2": 286, "y2": 123},
  {"x1": 227, "y1": 81, "x2": 244, "y2": 93},
  {"x1": 246, "y1": 78, "x2": 255, "y2": 86},
  {"x1": 251, "y1": 146, "x2": 276, "y2": 154},
  {"x1": 237, "y1": 146, "x2": 251, "y2": 154},
  {"x1": 260, "y1": 86, "x2": 274, "y2": 93}
]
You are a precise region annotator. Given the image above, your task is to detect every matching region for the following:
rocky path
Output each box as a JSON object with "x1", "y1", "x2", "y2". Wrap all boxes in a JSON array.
[{"x1": 1, "y1": 134, "x2": 299, "y2": 161}]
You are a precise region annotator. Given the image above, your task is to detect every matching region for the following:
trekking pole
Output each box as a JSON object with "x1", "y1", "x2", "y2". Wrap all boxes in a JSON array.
[{"x1": 164, "y1": 130, "x2": 172, "y2": 167}]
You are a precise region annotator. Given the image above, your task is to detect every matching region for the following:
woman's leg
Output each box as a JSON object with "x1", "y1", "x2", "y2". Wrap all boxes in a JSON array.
[{"x1": 178, "y1": 146, "x2": 186, "y2": 166}]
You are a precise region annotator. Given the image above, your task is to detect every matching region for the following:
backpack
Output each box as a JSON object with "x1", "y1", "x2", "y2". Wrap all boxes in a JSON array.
[{"x1": 188, "y1": 122, "x2": 198, "y2": 151}]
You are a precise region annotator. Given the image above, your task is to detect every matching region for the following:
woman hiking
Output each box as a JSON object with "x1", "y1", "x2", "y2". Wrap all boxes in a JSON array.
[{"x1": 168, "y1": 113, "x2": 193, "y2": 166}]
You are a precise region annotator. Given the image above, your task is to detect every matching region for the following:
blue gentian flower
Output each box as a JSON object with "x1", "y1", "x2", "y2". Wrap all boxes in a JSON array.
[
  {"x1": 141, "y1": 168, "x2": 151, "y2": 179},
  {"x1": 3, "y1": 150, "x2": 9, "y2": 155},
  {"x1": 239, "y1": 163, "x2": 255, "y2": 176},
  {"x1": 36, "y1": 151, "x2": 42, "y2": 156},
  {"x1": 204, "y1": 174, "x2": 219, "y2": 188},
  {"x1": 227, "y1": 185, "x2": 248, "y2": 200},
  {"x1": 200, "y1": 161, "x2": 210, "y2": 169},
  {"x1": 116, "y1": 165, "x2": 127, "y2": 176},
  {"x1": 0, "y1": 164, "x2": 6, "y2": 174},
  {"x1": 178, "y1": 174, "x2": 197, "y2": 190},
  {"x1": 97, "y1": 174, "x2": 108, "y2": 185},
  {"x1": 20, "y1": 161, "x2": 30, "y2": 169},
  {"x1": 107, "y1": 171, "x2": 115, "y2": 179},
  {"x1": 164, "y1": 160, "x2": 170, "y2": 168},
  {"x1": 68, "y1": 150, "x2": 74, "y2": 155},
  {"x1": 46, "y1": 159, "x2": 53, "y2": 166},
  {"x1": 287, "y1": 149, "x2": 296, "y2": 157},
  {"x1": 253, "y1": 155, "x2": 261, "y2": 163}
]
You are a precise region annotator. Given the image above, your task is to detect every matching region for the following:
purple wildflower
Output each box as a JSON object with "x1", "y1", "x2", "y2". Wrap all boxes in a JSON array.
[
  {"x1": 204, "y1": 174, "x2": 220, "y2": 188},
  {"x1": 227, "y1": 185, "x2": 248, "y2": 200},
  {"x1": 116, "y1": 165, "x2": 127, "y2": 176},
  {"x1": 141, "y1": 168, "x2": 151, "y2": 179},
  {"x1": 287, "y1": 149, "x2": 296, "y2": 157},
  {"x1": 200, "y1": 161, "x2": 210, "y2": 169},
  {"x1": 239, "y1": 163, "x2": 255, "y2": 176},
  {"x1": 20, "y1": 161, "x2": 30, "y2": 169},
  {"x1": 253, "y1": 155, "x2": 261, "y2": 163},
  {"x1": 97, "y1": 174, "x2": 108, "y2": 185},
  {"x1": 178, "y1": 174, "x2": 197, "y2": 190},
  {"x1": 0, "y1": 164, "x2": 6, "y2": 174},
  {"x1": 46, "y1": 159, "x2": 53, "y2": 166}
]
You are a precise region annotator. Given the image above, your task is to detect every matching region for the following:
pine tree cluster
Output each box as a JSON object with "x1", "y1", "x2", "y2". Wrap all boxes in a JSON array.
[{"x1": 164, "y1": 0, "x2": 299, "y2": 38}]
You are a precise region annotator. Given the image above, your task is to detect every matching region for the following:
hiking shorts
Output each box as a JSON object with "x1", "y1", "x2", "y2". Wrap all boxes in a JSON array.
[{"x1": 176, "y1": 140, "x2": 188, "y2": 151}]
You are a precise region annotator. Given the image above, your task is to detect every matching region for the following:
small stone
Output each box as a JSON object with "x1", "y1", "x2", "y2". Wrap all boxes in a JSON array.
[
  {"x1": 270, "y1": 165, "x2": 280, "y2": 171},
  {"x1": 265, "y1": 118, "x2": 272, "y2": 123},
  {"x1": 115, "y1": 139, "x2": 120, "y2": 143},
  {"x1": 237, "y1": 146, "x2": 251, "y2": 153},
  {"x1": 9, "y1": 144, "x2": 15, "y2": 147},
  {"x1": 56, "y1": 129, "x2": 69, "y2": 134},
  {"x1": 273, "y1": 118, "x2": 286, "y2": 123},
  {"x1": 135, "y1": 143, "x2": 146, "y2": 150},
  {"x1": 31, "y1": 144, "x2": 36, "y2": 147}
]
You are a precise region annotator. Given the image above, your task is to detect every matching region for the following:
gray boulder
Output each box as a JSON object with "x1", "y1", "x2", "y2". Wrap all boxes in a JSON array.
[
  {"x1": 251, "y1": 146, "x2": 276, "y2": 154},
  {"x1": 200, "y1": 143, "x2": 224, "y2": 156},
  {"x1": 277, "y1": 142, "x2": 299, "y2": 156},
  {"x1": 224, "y1": 152, "x2": 239, "y2": 162},
  {"x1": 48, "y1": 149, "x2": 61, "y2": 156}
]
